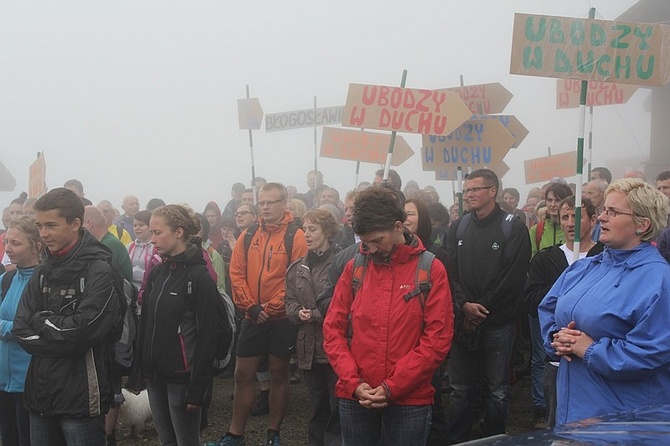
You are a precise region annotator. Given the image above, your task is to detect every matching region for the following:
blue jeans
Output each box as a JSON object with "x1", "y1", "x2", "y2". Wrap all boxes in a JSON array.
[
  {"x1": 29, "y1": 412, "x2": 105, "y2": 446},
  {"x1": 146, "y1": 378, "x2": 201, "y2": 446},
  {"x1": 339, "y1": 399, "x2": 431, "y2": 446},
  {"x1": 528, "y1": 316, "x2": 546, "y2": 409},
  {"x1": 446, "y1": 323, "x2": 514, "y2": 443}
]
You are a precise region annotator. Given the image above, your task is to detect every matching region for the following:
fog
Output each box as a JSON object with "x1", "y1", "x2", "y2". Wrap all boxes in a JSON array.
[{"x1": 0, "y1": 0, "x2": 649, "y2": 212}]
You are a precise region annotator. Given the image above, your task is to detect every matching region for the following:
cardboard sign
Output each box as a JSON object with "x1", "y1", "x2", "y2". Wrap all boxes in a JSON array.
[
  {"x1": 510, "y1": 13, "x2": 670, "y2": 87},
  {"x1": 265, "y1": 106, "x2": 344, "y2": 132},
  {"x1": 237, "y1": 98, "x2": 264, "y2": 130},
  {"x1": 29, "y1": 152, "x2": 47, "y2": 198},
  {"x1": 556, "y1": 79, "x2": 638, "y2": 108},
  {"x1": 342, "y1": 83, "x2": 472, "y2": 136},
  {"x1": 524, "y1": 152, "x2": 585, "y2": 184},
  {"x1": 422, "y1": 119, "x2": 515, "y2": 171},
  {"x1": 473, "y1": 115, "x2": 529, "y2": 148},
  {"x1": 320, "y1": 127, "x2": 413, "y2": 166},
  {"x1": 440, "y1": 82, "x2": 513, "y2": 114},
  {"x1": 0, "y1": 161, "x2": 16, "y2": 191}
]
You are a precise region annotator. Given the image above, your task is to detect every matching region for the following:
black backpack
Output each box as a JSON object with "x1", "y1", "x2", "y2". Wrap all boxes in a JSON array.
[
  {"x1": 242, "y1": 221, "x2": 300, "y2": 265},
  {"x1": 1, "y1": 269, "x2": 17, "y2": 299},
  {"x1": 186, "y1": 265, "x2": 235, "y2": 375}
]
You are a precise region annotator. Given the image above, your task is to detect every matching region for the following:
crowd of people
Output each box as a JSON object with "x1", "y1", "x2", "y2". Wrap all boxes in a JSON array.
[{"x1": 1, "y1": 165, "x2": 670, "y2": 446}]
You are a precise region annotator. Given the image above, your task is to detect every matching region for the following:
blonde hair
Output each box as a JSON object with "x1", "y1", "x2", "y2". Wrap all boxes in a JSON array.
[
  {"x1": 287, "y1": 199, "x2": 307, "y2": 220},
  {"x1": 606, "y1": 178, "x2": 669, "y2": 242},
  {"x1": 151, "y1": 204, "x2": 202, "y2": 243},
  {"x1": 8, "y1": 215, "x2": 43, "y2": 252}
]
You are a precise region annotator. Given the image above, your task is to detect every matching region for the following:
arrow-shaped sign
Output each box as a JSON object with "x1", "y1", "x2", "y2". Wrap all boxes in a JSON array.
[
  {"x1": 474, "y1": 115, "x2": 529, "y2": 148},
  {"x1": 556, "y1": 79, "x2": 638, "y2": 109},
  {"x1": 237, "y1": 98, "x2": 264, "y2": 130},
  {"x1": 439, "y1": 82, "x2": 513, "y2": 114},
  {"x1": 422, "y1": 119, "x2": 515, "y2": 171},
  {"x1": 342, "y1": 83, "x2": 472, "y2": 136},
  {"x1": 524, "y1": 151, "x2": 586, "y2": 184},
  {"x1": 320, "y1": 127, "x2": 414, "y2": 166},
  {"x1": 434, "y1": 161, "x2": 510, "y2": 181},
  {"x1": 0, "y1": 161, "x2": 16, "y2": 191}
]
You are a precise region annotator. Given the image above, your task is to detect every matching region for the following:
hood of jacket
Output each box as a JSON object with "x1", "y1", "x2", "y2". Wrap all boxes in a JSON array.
[
  {"x1": 42, "y1": 230, "x2": 112, "y2": 286},
  {"x1": 593, "y1": 242, "x2": 666, "y2": 288},
  {"x1": 260, "y1": 210, "x2": 294, "y2": 234},
  {"x1": 161, "y1": 242, "x2": 207, "y2": 270},
  {"x1": 359, "y1": 230, "x2": 424, "y2": 265}
]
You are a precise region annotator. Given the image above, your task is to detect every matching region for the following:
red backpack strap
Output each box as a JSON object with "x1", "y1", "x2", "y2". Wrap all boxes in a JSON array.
[
  {"x1": 535, "y1": 220, "x2": 545, "y2": 249},
  {"x1": 403, "y1": 251, "x2": 435, "y2": 313}
]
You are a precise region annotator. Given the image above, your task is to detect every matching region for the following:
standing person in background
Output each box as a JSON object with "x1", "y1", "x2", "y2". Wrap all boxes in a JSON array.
[
  {"x1": 323, "y1": 186, "x2": 453, "y2": 446},
  {"x1": 210, "y1": 182, "x2": 307, "y2": 446},
  {"x1": 501, "y1": 188, "x2": 528, "y2": 227},
  {"x1": 446, "y1": 169, "x2": 531, "y2": 443},
  {"x1": 98, "y1": 200, "x2": 133, "y2": 246},
  {"x1": 14, "y1": 188, "x2": 124, "y2": 446},
  {"x1": 115, "y1": 195, "x2": 140, "y2": 237},
  {"x1": 529, "y1": 183, "x2": 573, "y2": 257},
  {"x1": 333, "y1": 190, "x2": 357, "y2": 249},
  {"x1": 286, "y1": 208, "x2": 342, "y2": 446},
  {"x1": 223, "y1": 183, "x2": 247, "y2": 221},
  {"x1": 126, "y1": 210, "x2": 156, "y2": 301},
  {"x1": 0, "y1": 216, "x2": 43, "y2": 446},
  {"x1": 590, "y1": 166, "x2": 612, "y2": 184},
  {"x1": 127, "y1": 205, "x2": 218, "y2": 446},
  {"x1": 539, "y1": 179, "x2": 670, "y2": 425},
  {"x1": 204, "y1": 202, "x2": 224, "y2": 253},
  {"x1": 524, "y1": 197, "x2": 603, "y2": 428}
]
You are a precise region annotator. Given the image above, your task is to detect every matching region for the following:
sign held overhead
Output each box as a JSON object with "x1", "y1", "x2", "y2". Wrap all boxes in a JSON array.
[
  {"x1": 342, "y1": 83, "x2": 472, "y2": 136},
  {"x1": 320, "y1": 127, "x2": 413, "y2": 166},
  {"x1": 440, "y1": 82, "x2": 513, "y2": 114},
  {"x1": 524, "y1": 151, "x2": 586, "y2": 184},
  {"x1": 556, "y1": 79, "x2": 638, "y2": 109},
  {"x1": 265, "y1": 105, "x2": 344, "y2": 132},
  {"x1": 237, "y1": 98, "x2": 264, "y2": 130},
  {"x1": 510, "y1": 13, "x2": 670, "y2": 86}
]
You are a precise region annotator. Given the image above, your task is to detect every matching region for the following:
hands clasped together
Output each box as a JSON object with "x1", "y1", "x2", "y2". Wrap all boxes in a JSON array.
[
  {"x1": 551, "y1": 321, "x2": 594, "y2": 361},
  {"x1": 355, "y1": 383, "x2": 389, "y2": 409}
]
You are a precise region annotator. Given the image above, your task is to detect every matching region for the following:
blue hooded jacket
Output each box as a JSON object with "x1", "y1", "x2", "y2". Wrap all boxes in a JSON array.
[
  {"x1": 0, "y1": 267, "x2": 35, "y2": 392},
  {"x1": 539, "y1": 243, "x2": 670, "y2": 425}
]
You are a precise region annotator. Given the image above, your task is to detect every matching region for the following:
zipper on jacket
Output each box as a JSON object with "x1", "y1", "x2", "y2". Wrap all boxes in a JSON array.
[
  {"x1": 267, "y1": 247, "x2": 273, "y2": 272},
  {"x1": 149, "y1": 270, "x2": 172, "y2": 373},
  {"x1": 257, "y1": 233, "x2": 272, "y2": 305}
]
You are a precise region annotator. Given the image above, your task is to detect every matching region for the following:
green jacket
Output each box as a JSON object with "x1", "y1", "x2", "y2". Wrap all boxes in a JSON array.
[{"x1": 529, "y1": 219, "x2": 565, "y2": 258}]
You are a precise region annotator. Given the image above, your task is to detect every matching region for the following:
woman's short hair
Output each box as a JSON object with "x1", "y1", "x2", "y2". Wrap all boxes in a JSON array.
[
  {"x1": 352, "y1": 186, "x2": 405, "y2": 235},
  {"x1": 302, "y1": 208, "x2": 340, "y2": 240},
  {"x1": 545, "y1": 183, "x2": 573, "y2": 201},
  {"x1": 606, "y1": 178, "x2": 669, "y2": 242},
  {"x1": 152, "y1": 204, "x2": 201, "y2": 243},
  {"x1": 287, "y1": 199, "x2": 307, "y2": 220},
  {"x1": 134, "y1": 210, "x2": 152, "y2": 226}
]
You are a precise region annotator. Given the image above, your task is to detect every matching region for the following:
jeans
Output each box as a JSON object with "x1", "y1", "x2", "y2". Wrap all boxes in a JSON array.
[
  {"x1": 303, "y1": 363, "x2": 341, "y2": 446},
  {"x1": 339, "y1": 399, "x2": 431, "y2": 446},
  {"x1": 29, "y1": 412, "x2": 105, "y2": 446},
  {"x1": 146, "y1": 378, "x2": 201, "y2": 446},
  {"x1": 446, "y1": 323, "x2": 514, "y2": 444},
  {"x1": 0, "y1": 391, "x2": 31, "y2": 446},
  {"x1": 528, "y1": 316, "x2": 546, "y2": 409}
]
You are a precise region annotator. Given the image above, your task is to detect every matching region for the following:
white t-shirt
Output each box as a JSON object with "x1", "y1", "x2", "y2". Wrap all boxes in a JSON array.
[{"x1": 560, "y1": 244, "x2": 589, "y2": 266}]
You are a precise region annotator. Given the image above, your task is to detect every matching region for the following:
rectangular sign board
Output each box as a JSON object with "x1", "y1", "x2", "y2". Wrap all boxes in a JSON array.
[
  {"x1": 524, "y1": 151, "x2": 585, "y2": 184},
  {"x1": 342, "y1": 83, "x2": 472, "y2": 136},
  {"x1": 265, "y1": 106, "x2": 344, "y2": 132},
  {"x1": 29, "y1": 152, "x2": 47, "y2": 198},
  {"x1": 320, "y1": 127, "x2": 413, "y2": 166},
  {"x1": 510, "y1": 13, "x2": 670, "y2": 87}
]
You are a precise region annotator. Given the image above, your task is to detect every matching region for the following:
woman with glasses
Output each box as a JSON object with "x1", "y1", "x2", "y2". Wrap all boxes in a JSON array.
[{"x1": 539, "y1": 178, "x2": 670, "y2": 425}]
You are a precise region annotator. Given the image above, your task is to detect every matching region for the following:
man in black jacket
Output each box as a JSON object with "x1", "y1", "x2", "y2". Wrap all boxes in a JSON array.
[
  {"x1": 445, "y1": 169, "x2": 531, "y2": 443},
  {"x1": 14, "y1": 188, "x2": 123, "y2": 446}
]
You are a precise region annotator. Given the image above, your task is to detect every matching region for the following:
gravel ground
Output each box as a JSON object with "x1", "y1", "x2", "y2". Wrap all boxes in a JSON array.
[{"x1": 116, "y1": 370, "x2": 537, "y2": 446}]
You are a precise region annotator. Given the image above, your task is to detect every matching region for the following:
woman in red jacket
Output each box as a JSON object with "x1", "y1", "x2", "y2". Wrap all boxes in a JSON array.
[{"x1": 323, "y1": 186, "x2": 454, "y2": 446}]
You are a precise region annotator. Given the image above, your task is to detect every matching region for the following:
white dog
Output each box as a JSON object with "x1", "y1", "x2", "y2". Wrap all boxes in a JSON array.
[{"x1": 118, "y1": 389, "x2": 153, "y2": 438}]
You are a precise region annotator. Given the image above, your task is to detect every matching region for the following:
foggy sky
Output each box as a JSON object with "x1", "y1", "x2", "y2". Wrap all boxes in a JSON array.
[{"x1": 0, "y1": 0, "x2": 649, "y2": 212}]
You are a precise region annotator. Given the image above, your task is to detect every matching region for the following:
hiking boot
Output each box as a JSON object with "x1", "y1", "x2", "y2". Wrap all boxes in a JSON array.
[
  {"x1": 250, "y1": 390, "x2": 270, "y2": 417},
  {"x1": 264, "y1": 430, "x2": 280, "y2": 446},
  {"x1": 533, "y1": 407, "x2": 549, "y2": 429},
  {"x1": 203, "y1": 433, "x2": 246, "y2": 446}
]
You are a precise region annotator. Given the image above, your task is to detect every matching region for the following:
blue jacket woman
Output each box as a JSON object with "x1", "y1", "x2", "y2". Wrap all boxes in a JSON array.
[{"x1": 539, "y1": 179, "x2": 670, "y2": 425}]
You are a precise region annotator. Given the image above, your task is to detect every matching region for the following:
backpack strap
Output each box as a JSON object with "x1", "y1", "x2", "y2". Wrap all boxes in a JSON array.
[
  {"x1": 402, "y1": 250, "x2": 436, "y2": 313},
  {"x1": 116, "y1": 224, "x2": 124, "y2": 240},
  {"x1": 501, "y1": 213, "x2": 515, "y2": 241},
  {"x1": 455, "y1": 212, "x2": 473, "y2": 240},
  {"x1": 243, "y1": 223, "x2": 260, "y2": 260},
  {"x1": 283, "y1": 221, "x2": 300, "y2": 265},
  {"x1": 1, "y1": 270, "x2": 17, "y2": 299},
  {"x1": 350, "y1": 252, "x2": 368, "y2": 298},
  {"x1": 535, "y1": 219, "x2": 545, "y2": 249}
]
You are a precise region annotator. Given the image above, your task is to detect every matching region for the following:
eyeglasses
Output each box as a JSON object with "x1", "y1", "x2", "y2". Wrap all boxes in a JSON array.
[
  {"x1": 234, "y1": 210, "x2": 252, "y2": 217},
  {"x1": 257, "y1": 198, "x2": 285, "y2": 207},
  {"x1": 600, "y1": 208, "x2": 634, "y2": 218},
  {"x1": 462, "y1": 186, "x2": 493, "y2": 195}
]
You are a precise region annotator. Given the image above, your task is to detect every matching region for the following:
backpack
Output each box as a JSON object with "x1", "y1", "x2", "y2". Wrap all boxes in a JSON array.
[
  {"x1": 186, "y1": 265, "x2": 235, "y2": 375},
  {"x1": 1, "y1": 269, "x2": 17, "y2": 299},
  {"x1": 243, "y1": 221, "x2": 300, "y2": 265},
  {"x1": 535, "y1": 220, "x2": 545, "y2": 249},
  {"x1": 349, "y1": 249, "x2": 435, "y2": 334},
  {"x1": 456, "y1": 211, "x2": 515, "y2": 242},
  {"x1": 115, "y1": 224, "x2": 124, "y2": 240}
]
